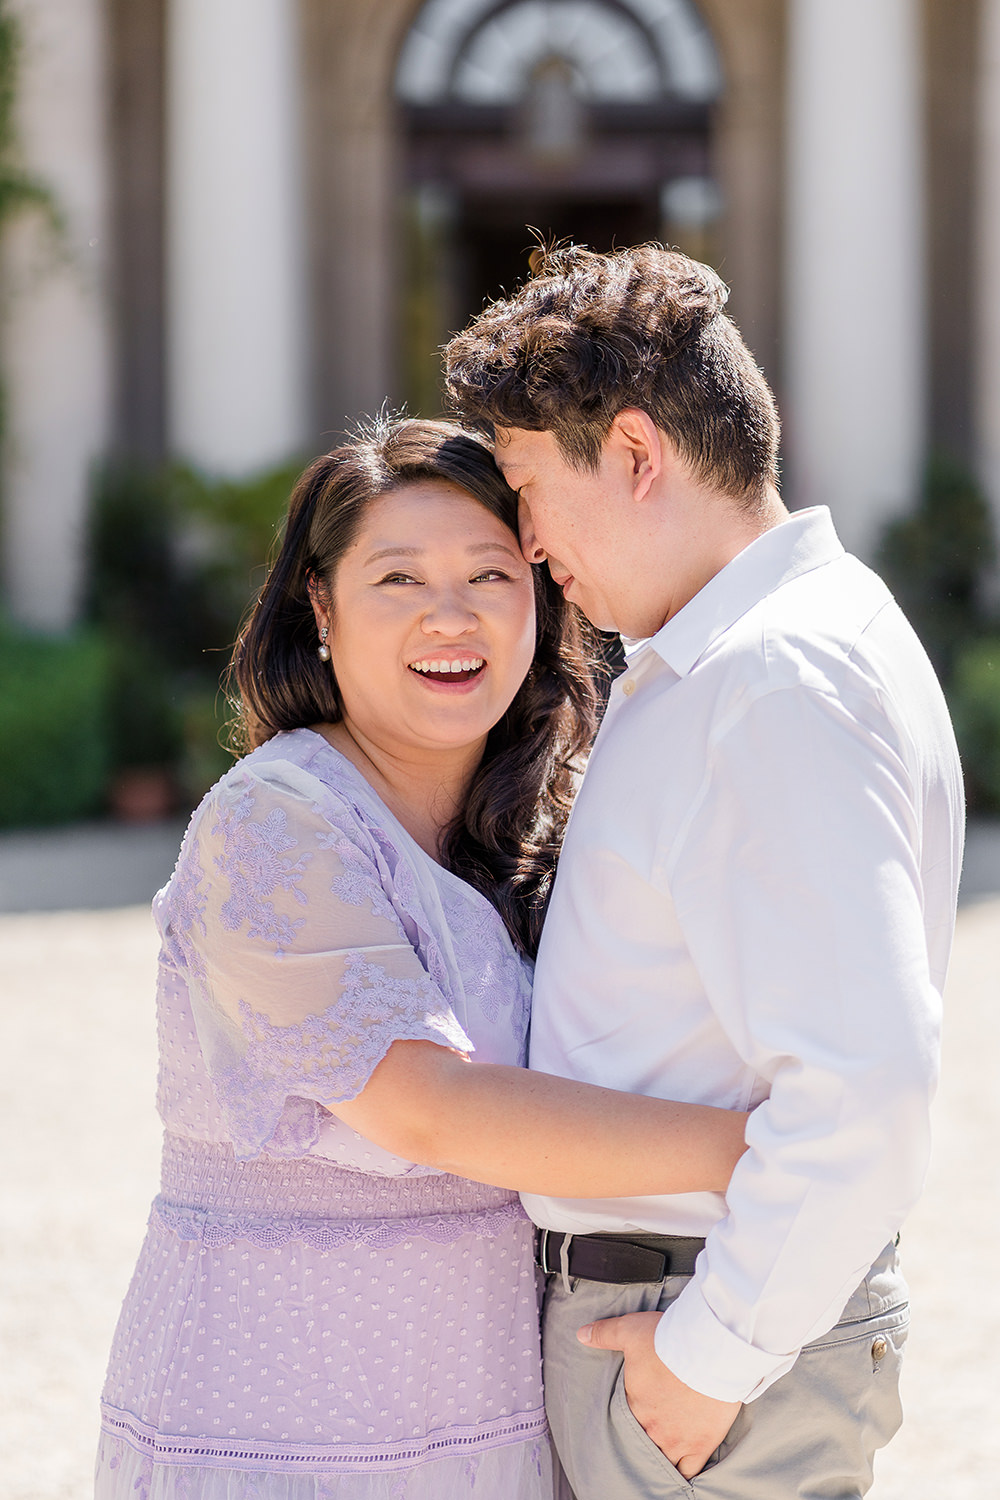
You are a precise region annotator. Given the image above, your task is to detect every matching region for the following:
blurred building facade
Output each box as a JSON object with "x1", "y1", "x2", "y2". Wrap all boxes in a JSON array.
[{"x1": 0, "y1": 0, "x2": 996, "y2": 630}]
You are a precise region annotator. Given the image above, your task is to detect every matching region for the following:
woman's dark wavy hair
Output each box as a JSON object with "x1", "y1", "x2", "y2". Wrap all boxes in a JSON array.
[{"x1": 229, "y1": 417, "x2": 601, "y2": 958}]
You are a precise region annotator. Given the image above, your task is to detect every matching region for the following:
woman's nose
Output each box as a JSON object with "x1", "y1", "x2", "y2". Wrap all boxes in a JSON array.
[{"x1": 420, "y1": 589, "x2": 478, "y2": 633}]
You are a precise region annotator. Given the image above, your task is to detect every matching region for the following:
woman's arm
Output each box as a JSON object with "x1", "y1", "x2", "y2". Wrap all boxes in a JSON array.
[
  {"x1": 333, "y1": 1040, "x2": 747, "y2": 1196},
  {"x1": 183, "y1": 772, "x2": 744, "y2": 1190}
]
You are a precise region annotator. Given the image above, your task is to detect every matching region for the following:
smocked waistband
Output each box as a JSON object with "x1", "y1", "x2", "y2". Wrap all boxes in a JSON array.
[{"x1": 159, "y1": 1132, "x2": 517, "y2": 1221}]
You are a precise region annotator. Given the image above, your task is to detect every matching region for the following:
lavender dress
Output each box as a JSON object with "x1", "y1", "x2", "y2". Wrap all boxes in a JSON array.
[{"x1": 95, "y1": 729, "x2": 552, "y2": 1499}]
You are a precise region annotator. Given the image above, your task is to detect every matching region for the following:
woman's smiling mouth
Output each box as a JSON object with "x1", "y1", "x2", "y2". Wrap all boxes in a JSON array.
[{"x1": 408, "y1": 656, "x2": 486, "y2": 685}]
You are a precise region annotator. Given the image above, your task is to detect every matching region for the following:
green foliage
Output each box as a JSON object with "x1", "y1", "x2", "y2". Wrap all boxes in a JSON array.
[
  {"x1": 177, "y1": 684, "x2": 235, "y2": 800},
  {"x1": 0, "y1": 0, "x2": 63, "y2": 506},
  {"x1": 0, "y1": 617, "x2": 110, "y2": 828},
  {"x1": 86, "y1": 457, "x2": 301, "y2": 797},
  {"x1": 878, "y1": 457, "x2": 997, "y2": 678},
  {"x1": 948, "y1": 639, "x2": 1000, "y2": 813},
  {"x1": 0, "y1": 3, "x2": 95, "y2": 829},
  {"x1": 0, "y1": 3, "x2": 61, "y2": 260},
  {"x1": 166, "y1": 460, "x2": 302, "y2": 655},
  {"x1": 877, "y1": 458, "x2": 1000, "y2": 810},
  {"x1": 87, "y1": 463, "x2": 187, "y2": 769}
]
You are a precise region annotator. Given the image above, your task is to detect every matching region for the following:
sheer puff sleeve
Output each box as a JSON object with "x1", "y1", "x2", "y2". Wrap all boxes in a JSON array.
[{"x1": 165, "y1": 758, "x2": 474, "y2": 1164}]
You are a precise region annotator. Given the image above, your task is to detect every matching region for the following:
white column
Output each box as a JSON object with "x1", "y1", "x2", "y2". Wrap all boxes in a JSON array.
[
  {"x1": 0, "y1": 0, "x2": 111, "y2": 631},
  {"x1": 784, "y1": 0, "x2": 925, "y2": 558},
  {"x1": 167, "y1": 0, "x2": 306, "y2": 475},
  {"x1": 976, "y1": 0, "x2": 1000, "y2": 560}
]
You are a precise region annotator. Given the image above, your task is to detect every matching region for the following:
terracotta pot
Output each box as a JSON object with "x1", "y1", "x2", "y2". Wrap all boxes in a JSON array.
[{"x1": 109, "y1": 766, "x2": 177, "y2": 823}]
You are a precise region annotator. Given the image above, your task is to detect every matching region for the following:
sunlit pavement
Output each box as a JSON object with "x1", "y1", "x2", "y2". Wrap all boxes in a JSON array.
[{"x1": 0, "y1": 823, "x2": 997, "y2": 1500}]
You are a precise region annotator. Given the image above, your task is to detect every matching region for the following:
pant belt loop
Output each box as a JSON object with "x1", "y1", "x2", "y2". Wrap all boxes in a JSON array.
[{"x1": 559, "y1": 1233, "x2": 574, "y2": 1295}]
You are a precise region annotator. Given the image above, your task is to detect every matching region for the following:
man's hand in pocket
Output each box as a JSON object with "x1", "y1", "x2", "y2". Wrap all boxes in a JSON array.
[{"x1": 579, "y1": 1310, "x2": 741, "y2": 1479}]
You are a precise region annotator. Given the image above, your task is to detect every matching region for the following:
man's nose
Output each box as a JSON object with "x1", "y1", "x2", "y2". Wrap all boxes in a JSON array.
[{"x1": 518, "y1": 497, "x2": 546, "y2": 565}]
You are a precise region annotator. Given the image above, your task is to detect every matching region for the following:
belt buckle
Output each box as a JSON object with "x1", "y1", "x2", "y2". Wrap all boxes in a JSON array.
[{"x1": 538, "y1": 1229, "x2": 574, "y2": 1287}]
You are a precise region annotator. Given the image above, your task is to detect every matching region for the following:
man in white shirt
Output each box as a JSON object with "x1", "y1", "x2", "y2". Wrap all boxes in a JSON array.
[{"x1": 444, "y1": 244, "x2": 964, "y2": 1498}]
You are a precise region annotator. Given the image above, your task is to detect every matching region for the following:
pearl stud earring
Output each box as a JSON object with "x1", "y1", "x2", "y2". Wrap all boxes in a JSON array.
[{"x1": 317, "y1": 626, "x2": 330, "y2": 663}]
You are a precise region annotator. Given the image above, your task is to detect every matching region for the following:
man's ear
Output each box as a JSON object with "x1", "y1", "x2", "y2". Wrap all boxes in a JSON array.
[{"x1": 611, "y1": 408, "x2": 663, "y2": 503}]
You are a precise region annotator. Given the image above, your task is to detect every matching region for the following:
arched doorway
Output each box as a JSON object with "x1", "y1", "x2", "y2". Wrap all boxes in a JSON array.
[{"x1": 395, "y1": 0, "x2": 723, "y2": 411}]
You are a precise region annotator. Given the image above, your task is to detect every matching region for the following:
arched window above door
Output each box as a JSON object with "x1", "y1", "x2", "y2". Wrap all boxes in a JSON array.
[
  {"x1": 396, "y1": 0, "x2": 721, "y2": 107},
  {"x1": 395, "y1": 0, "x2": 723, "y2": 417}
]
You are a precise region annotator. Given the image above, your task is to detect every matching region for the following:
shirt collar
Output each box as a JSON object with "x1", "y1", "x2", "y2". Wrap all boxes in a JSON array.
[{"x1": 646, "y1": 507, "x2": 845, "y2": 678}]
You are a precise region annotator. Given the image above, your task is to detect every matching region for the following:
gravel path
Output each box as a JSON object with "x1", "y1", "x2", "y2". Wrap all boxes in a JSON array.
[{"x1": 0, "y1": 896, "x2": 997, "y2": 1499}]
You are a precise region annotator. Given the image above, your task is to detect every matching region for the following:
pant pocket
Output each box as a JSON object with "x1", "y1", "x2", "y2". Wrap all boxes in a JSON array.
[
  {"x1": 795, "y1": 1301, "x2": 911, "y2": 1475},
  {"x1": 678, "y1": 1307, "x2": 910, "y2": 1500},
  {"x1": 608, "y1": 1363, "x2": 699, "y2": 1496}
]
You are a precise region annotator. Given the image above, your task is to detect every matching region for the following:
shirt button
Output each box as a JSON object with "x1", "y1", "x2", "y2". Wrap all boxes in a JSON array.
[{"x1": 622, "y1": 680, "x2": 636, "y2": 697}]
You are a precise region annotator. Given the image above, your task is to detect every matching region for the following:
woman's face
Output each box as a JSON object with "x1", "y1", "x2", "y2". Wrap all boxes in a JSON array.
[{"x1": 320, "y1": 480, "x2": 537, "y2": 758}]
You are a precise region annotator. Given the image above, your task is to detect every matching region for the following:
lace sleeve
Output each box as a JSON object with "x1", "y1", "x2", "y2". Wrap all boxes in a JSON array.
[{"x1": 166, "y1": 759, "x2": 474, "y2": 1160}]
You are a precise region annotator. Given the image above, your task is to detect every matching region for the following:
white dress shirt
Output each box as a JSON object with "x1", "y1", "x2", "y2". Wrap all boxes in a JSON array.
[{"x1": 522, "y1": 507, "x2": 964, "y2": 1403}]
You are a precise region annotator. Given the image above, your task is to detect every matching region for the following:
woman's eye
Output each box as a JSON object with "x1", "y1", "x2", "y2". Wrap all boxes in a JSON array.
[
  {"x1": 378, "y1": 573, "x2": 421, "y2": 585},
  {"x1": 471, "y1": 570, "x2": 510, "y2": 583}
]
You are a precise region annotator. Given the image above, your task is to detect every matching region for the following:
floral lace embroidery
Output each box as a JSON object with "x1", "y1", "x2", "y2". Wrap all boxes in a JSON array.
[
  {"x1": 378, "y1": 845, "x2": 455, "y2": 995},
  {"x1": 235, "y1": 950, "x2": 470, "y2": 1099},
  {"x1": 168, "y1": 840, "x2": 208, "y2": 941},
  {"x1": 316, "y1": 791, "x2": 528, "y2": 1045},
  {"x1": 357, "y1": 800, "x2": 528, "y2": 1046},
  {"x1": 318, "y1": 829, "x2": 399, "y2": 920},
  {"x1": 164, "y1": 837, "x2": 209, "y2": 985},
  {"x1": 209, "y1": 950, "x2": 472, "y2": 1154},
  {"x1": 530, "y1": 1438, "x2": 547, "y2": 1478},
  {"x1": 133, "y1": 1454, "x2": 153, "y2": 1500},
  {"x1": 151, "y1": 1194, "x2": 528, "y2": 1251},
  {"x1": 212, "y1": 789, "x2": 311, "y2": 955},
  {"x1": 261, "y1": 1092, "x2": 324, "y2": 1157},
  {"x1": 440, "y1": 883, "x2": 530, "y2": 1046},
  {"x1": 172, "y1": 1466, "x2": 200, "y2": 1500},
  {"x1": 159, "y1": 759, "x2": 531, "y2": 1161}
]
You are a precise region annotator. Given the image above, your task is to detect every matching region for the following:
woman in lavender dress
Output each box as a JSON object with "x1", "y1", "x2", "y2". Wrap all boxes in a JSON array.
[{"x1": 95, "y1": 420, "x2": 745, "y2": 1499}]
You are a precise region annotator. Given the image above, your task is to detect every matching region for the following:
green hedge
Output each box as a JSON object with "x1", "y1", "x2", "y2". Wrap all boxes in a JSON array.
[
  {"x1": 877, "y1": 460, "x2": 1000, "y2": 810},
  {"x1": 0, "y1": 620, "x2": 111, "y2": 828},
  {"x1": 0, "y1": 458, "x2": 297, "y2": 829},
  {"x1": 949, "y1": 638, "x2": 1000, "y2": 813},
  {"x1": 86, "y1": 458, "x2": 298, "y2": 788}
]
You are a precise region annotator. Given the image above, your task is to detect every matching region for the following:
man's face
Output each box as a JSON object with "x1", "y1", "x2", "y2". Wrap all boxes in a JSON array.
[{"x1": 494, "y1": 426, "x2": 628, "y2": 633}]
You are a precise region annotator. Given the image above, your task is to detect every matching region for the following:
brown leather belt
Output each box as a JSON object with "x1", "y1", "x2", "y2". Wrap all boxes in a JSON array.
[{"x1": 535, "y1": 1229, "x2": 705, "y2": 1284}]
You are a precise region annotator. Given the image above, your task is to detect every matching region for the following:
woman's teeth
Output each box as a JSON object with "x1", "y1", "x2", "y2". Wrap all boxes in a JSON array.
[{"x1": 409, "y1": 658, "x2": 484, "y2": 674}]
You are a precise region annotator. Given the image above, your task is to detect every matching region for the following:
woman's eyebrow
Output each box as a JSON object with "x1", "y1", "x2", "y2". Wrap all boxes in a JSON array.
[
  {"x1": 364, "y1": 546, "x2": 421, "y2": 565},
  {"x1": 469, "y1": 541, "x2": 523, "y2": 560},
  {"x1": 364, "y1": 542, "x2": 522, "y2": 565}
]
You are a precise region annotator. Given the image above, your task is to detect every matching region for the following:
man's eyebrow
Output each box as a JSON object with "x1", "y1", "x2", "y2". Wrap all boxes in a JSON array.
[{"x1": 363, "y1": 542, "x2": 522, "y2": 565}]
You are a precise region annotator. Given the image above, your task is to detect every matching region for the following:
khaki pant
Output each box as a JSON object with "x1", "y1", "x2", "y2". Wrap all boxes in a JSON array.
[{"x1": 542, "y1": 1241, "x2": 908, "y2": 1500}]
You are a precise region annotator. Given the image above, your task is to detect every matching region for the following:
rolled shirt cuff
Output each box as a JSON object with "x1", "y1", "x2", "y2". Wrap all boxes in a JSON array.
[{"x1": 653, "y1": 1281, "x2": 798, "y2": 1404}]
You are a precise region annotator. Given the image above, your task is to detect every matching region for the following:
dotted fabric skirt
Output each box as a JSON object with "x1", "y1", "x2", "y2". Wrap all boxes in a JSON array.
[{"x1": 97, "y1": 1152, "x2": 551, "y2": 1497}]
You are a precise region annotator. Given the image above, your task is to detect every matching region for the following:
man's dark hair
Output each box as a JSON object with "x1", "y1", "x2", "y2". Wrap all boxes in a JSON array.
[{"x1": 444, "y1": 242, "x2": 781, "y2": 504}]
